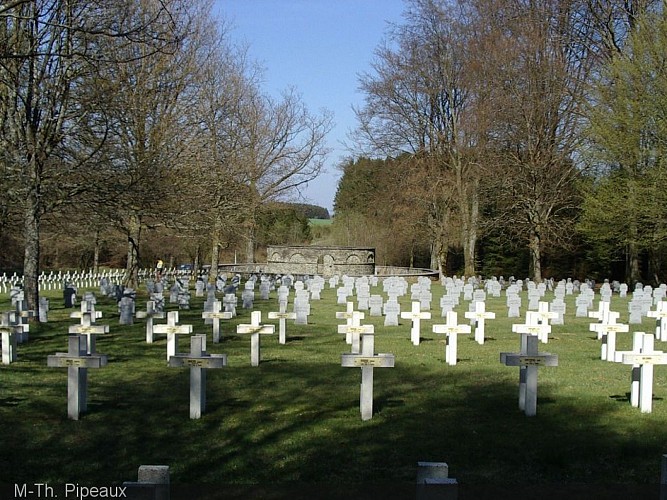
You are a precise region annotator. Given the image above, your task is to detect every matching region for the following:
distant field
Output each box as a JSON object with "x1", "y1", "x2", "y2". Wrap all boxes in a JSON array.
[{"x1": 308, "y1": 218, "x2": 333, "y2": 226}]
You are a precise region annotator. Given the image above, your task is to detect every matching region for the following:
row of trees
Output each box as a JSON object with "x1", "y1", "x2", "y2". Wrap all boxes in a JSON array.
[
  {"x1": 0, "y1": 0, "x2": 332, "y2": 313},
  {"x1": 332, "y1": 0, "x2": 667, "y2": 285}
]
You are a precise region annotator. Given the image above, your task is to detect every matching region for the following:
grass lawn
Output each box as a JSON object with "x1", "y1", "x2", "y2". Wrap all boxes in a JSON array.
[{"x1": 1, "y1": 281, "x2": 666, "y2": 498}]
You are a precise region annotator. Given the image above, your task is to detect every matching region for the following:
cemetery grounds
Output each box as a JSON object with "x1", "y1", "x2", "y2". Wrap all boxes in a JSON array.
[{"x1": 0, "y1": 282, "x2": 666, "y2": 498}]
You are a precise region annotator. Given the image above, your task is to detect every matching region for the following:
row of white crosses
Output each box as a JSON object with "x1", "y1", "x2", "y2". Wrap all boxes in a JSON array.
[{"x1": 588, "y1": 299, "x2": 667, "y2": 413}]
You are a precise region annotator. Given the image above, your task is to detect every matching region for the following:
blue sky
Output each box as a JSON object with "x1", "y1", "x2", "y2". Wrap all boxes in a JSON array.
[{"x1": 212, "y1": 0, "x2": 407, "y2": 213}]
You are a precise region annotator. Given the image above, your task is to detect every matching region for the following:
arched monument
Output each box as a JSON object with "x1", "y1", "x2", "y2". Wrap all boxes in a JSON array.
[{"x1": 266, "y1": 245, "x2": 375, "y2": 277}]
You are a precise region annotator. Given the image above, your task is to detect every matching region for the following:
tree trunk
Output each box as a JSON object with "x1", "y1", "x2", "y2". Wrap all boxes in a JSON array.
[
  {"x1": 23, "y1": 197, "x2": 40, "y2": 319},
  {"x1": 626, "y1": 240, "x2": 641, "y2": 286},
  {"x1": 124, "y1": 214, "x2": 141, "y2": 288},
  {"x1": 529, "y1": 229, "x2": 542, "y2": 283},
  {"x1": 93, "y1": 230, "x2": 100, "y2": 274},
  {"x1": 463, "y1": 187, "x2": 479, "y2": 277},
  {"x1": 245, "y1": 223, "x2": 255, "y2": 264}
]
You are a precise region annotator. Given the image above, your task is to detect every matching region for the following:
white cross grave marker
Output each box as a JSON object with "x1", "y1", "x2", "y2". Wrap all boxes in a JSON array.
[
  {"x1": 236, "y1": 311, "x2": 275, "y2": 366},
  {"x1": 341, "y1": 333, "x2": 395, "y2": 420},
  {"x1": 465, "y1": 301, "x2": 495, "y2": 345},
  {"x1": 153, "y1": 311, "x2": 193, "y2": 361},
  {"x1": 137, "y1": 300, "x2": 165, "y2": 343},
  {"x1": 68, "y1": 310, "x2": 109, "y2": 355},
  {"x1": 47, "y1": 335, "x2": 108, "y2": 420},
  {"x1": 268, "y1": 309, "x2": 297, "y2": 344},
  {"x1": 613, "y1": 331, "x2": 645, "y2": 407},
  {"x1": 433, "y1": 311, "x2": 471, "y2": 366},
  {"x1": 648, "y1": 301, "x2": 667, "y2": 342},
  {"x1": 589, "y1": 314, "x2": 629, "y2": 361},
  {"x1": 620, "y1": 333, "x2": 667, "y2": 413},
  {"x1": 168, "y1": 334, "x2": 227, "y2": 419},
  {"x1": 201, "y1": 300, "x2": 233, "y2": 343},
  {"x1": 337, "y1": 311, "x2": 373, "y2": 354},
  {"x1": 401, "y1": 301, "x2": 431, "y2": 346},
  {"x1": 500, "y1": 334, "x2": 558, "y2": 416}
]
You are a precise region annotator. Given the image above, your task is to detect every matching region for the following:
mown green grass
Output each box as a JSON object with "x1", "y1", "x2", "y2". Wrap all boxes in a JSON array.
[{"x1": 1, "y1": 284, "x2": 666, "y2": 494}]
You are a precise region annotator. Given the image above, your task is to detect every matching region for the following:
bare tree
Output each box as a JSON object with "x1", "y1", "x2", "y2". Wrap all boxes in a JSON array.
[
  {"x1": 467, "y1": 0, "x2": 597, "y2": 282},
  {"x1": 0, "y1": 0, "x2": 184, "y2": 312},
  {"x1": 236, "y1": 87, "x2": 333, "y2": 263},
  {"x1": 354, "y1": 0, "x2": 482, "y2": 277}
]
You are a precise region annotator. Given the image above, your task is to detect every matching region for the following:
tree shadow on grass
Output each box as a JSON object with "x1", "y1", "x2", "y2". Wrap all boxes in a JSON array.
[{"x1": 2, "y1": 342, "x2": 667, "y2": 499}]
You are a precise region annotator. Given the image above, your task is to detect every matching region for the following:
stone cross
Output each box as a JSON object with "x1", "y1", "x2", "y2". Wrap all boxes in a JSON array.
[
  {"x1": 236, "y1": 311, "x2": 275, "y2": 366},
  {"x1": 268, "y1": 310, "x2": 297, "y2": 344},
  {"x1": 68, "y1": 310, "x2": 109, "y2": 355},
  {"x1": 512, "y1": 313, "x2": 551, "y2": 343},
  {"x1": 500, "y1": 334, "x2": 558, "y2": 416},
  {"x1": 532, "y1": 302, "x2": 559, "y2": 343},
  {"x1": 432, "y1": 311, "x2": 471, "y2": 366},
  {"x1": 201, "y1": 300, "x2": 232, "y2": 343},
  {"x1": 464, "y1": 301, "x2": 495, "y2": 345},
  {"x1": 335, "y1": 302, "x2": 363, "y2": 343},
  {"x1": 648, "y1": 301, "x2": 667, "y2": 341},
  {"x1": 337, "y1": 311, "x2": 373, "y2": 354},
  {"x1": 613, "y1": 331, "x2": 645, "y2": 408},
  {"x1": 153, "y1": 311, "x2": 193, "y2": 361},
  {"x1": 620, "y1": 332, "x2": 667, "y2": 413},
  {"x1": 47, "y1": 335, "x2": 108, "y2": 420},
  {"x1": 341, "y1": 333, "x2": 395, "y2": 420},
  {"x1": 588, "y1": 300, "x2": 611, "y2": 323},
  {"x1": 136, "y1": 300, "x2": 166, "y2": 343},
  {"x1": 589, "y1": 314, "x2": 629, "y2": 361},
  {"x1": 70, "y1": 300, "x2": 102, "y2": 325},
  {"x1": 401, "y1": 301, "x2": 431, "y2": 346},
  {"x1": 168, "y1": 335, "x2": 227, "y2": 419}
]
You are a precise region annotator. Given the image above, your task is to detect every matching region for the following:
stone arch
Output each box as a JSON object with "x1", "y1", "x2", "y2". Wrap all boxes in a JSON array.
[
  {"x1": 346, "y1": 254, "x2": 361, "y2": 264},
  {"x1": 290, "y1": 253, "x2": 306, "y2": 263}
]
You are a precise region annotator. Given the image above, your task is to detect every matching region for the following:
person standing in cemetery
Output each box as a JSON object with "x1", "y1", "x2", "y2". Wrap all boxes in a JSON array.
[{"x1": 155, "y1": 259, "x2": 164, "y2": 280}]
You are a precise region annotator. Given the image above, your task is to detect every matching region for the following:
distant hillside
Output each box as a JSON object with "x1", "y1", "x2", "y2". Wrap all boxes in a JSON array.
[{"x1": 289, "y1": 203, "x2": 330, "y2": 219}]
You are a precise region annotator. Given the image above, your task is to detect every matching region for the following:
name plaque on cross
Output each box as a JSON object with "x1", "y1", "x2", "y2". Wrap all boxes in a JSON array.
[
  {"x1": 622, "y1": 354, "x2": 667, "y2": 365},
  {"x1": 168, "y1": 335, "x2": 227, "y2": 419},
  {"x1": 500, "y1": 335, "x2": 558, "y2": 417},
  {"x1": 341, "y1": 354, "x2": 395, "y2": 368}
]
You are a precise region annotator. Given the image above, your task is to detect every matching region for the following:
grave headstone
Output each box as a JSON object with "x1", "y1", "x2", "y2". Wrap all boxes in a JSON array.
[
  {"x1": 432, "y1": 311, "x2": 471, "y2": 366},
  {"x1": 201, "y1": 301, "x2": 233, "y2": 343},
  {"x1": 620, "y1": 333, "x2": 667, "y2": 413},
  {"x1": 47, "y1": 335, "x2": 108, "y2": 420},
  {"x1": 465, "y1": 301, "x2": 496, "y2": 345},
  {"x1": 401, "y1": 301, "x2": 431, "y2": 346},
  {"x1": 500, "y1": 334, "x2": 558, "y2": 417},
  {"x1": 136, "y1": 301, "x2": 166, "y2": 344},
  {"x1": 168, "y1": 335, "x2": 227, "y2": 419},
  {"x1": 268, "y1": 309, "x2": 297, "y2": 344},
  {"x1": 153, "y1": 311, "x2": 193, "y2": 361},
  {"x1": 383, "y1": 300, "x2": 400, "y2": 327},
  {"x1": 341, "y1": 333, "x2": 394, "y2": 420},
  {"x1": 369, "y1": 295, "x2": 384, "y2": 317},
  {"x1": 236, "y1": 311, "x2": 275, "y2": 366}
]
